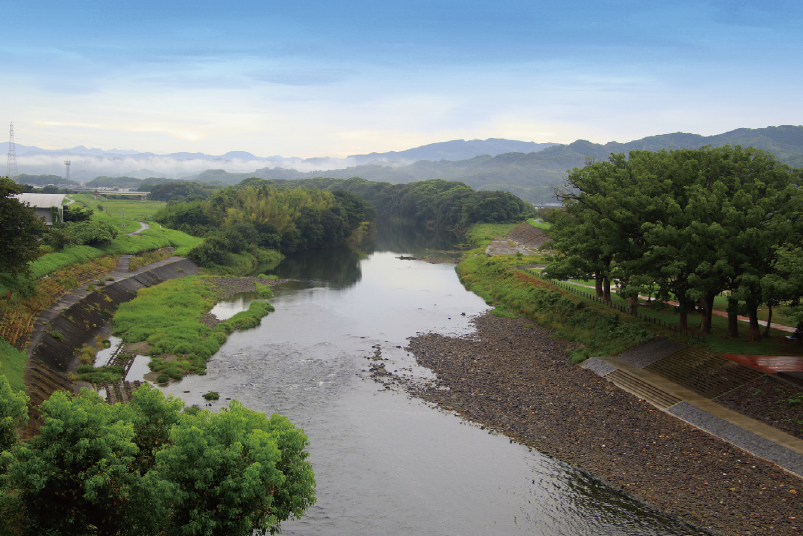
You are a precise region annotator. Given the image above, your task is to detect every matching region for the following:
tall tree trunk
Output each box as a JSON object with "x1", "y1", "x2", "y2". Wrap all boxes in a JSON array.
[
  {"x1": 747, "y1": 301, "x2": 762, "y2": 342},
  {"x1": 595, "y1": 272, "x2": 603, "y2": 298},
  {"x1": 763, "y1": 304, "x2": 773, "y2": 337},
  {"x1": 727, "y1": 297, "x2": 740, "y2": 338},
  {"x1": 678, "y1": 309, "x2": 688, "y2": 330},
  {"x1": 628, "y1": 294, "x2": 638, "y2": 315},
  {"x1": 603, "y1": 277, "x2": 611, "y2": 301},
  {"x1": 699, "y1": 293, "x2": 716, "y2": 334}
]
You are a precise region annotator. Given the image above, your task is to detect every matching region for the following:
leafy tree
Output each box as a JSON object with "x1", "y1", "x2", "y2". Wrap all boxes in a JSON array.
[
  {"x1": 62, "y1": 204, "x2": 94, "y2": 222},
  {"x1": 0, "y1": 375, "x2": 27, "y2": 453},
  {"x1": 547, "y1": 147, "x2": 801, "y2": 338},
  {"x1": 155, "y1": 402, "x2": 314, "y2": 536},
  {"x1": 70, "y1": 220, "x2": 119, "y2": 246},
  {"x1": 0, "y1": 386, "x2": 315, "y2": 536},
  {"x1": 1, "y1": 390, "x2": 141, "y2": 536},
  {"x1": 0, "y1": 178, "x2": 48, "y2": 275}
]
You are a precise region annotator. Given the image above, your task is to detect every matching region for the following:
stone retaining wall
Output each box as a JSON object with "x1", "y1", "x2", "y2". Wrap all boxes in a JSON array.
[{"x1": 23, "y1": 258, "x2": 200, "y2": 435}]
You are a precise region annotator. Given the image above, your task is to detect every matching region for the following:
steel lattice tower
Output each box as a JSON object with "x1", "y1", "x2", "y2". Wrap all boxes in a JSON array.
[
  {"x1": 64, "y1": 160, "x2": 71, "y2": 182},
  {"x1": 7, "y1": 122, "x2": 18, "y2": 181}
]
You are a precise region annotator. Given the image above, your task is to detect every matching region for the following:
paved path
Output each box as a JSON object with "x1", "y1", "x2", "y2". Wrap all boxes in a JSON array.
[{"x1": 124, "y1": 221, "x2": 149, "y2": 236}]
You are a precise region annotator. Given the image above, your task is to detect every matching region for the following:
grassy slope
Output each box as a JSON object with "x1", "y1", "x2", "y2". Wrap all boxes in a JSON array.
[
  {"x1": 461, "y1": 223, "x2": 803, "y2": 360},
  {"x1": 0, "y1": 200, "x2": 204, "y2": 391}
]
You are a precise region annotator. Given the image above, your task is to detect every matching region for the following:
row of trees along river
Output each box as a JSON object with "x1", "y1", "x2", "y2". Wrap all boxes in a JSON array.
[{"x1": 545, "y1": 145, "x2": 803, "y2": 341}]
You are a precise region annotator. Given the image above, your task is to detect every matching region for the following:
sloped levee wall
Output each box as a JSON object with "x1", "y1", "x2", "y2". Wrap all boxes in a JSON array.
[{"x1": 23, "y1": 258, "x2": 200, "y2": 435}]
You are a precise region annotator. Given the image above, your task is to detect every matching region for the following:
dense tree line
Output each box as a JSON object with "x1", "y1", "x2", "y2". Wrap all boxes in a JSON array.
[
  {"x1": 251, "y1": 177, "x2": 534, "y2": 230},
  {"x1": 545, "y1": 146, "x2": 803, "y2": 341},
  {"x1": 153, "y1": 185, "x2": 374, "y2": 263},
  {"x1": 0, "y1": 380, "x2": 315, "y2": 536},
  {"x1": 145, "y1": 181, "x2": 220, "y2": 202}
]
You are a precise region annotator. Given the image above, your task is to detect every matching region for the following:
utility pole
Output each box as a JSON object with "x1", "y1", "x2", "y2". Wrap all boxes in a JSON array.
[
  {"x1": 7, "y1": 122, "x2": 18, "y2": 181},
  {"x1": 64, "y1": 160, "x2": 71, "y2": 182}
]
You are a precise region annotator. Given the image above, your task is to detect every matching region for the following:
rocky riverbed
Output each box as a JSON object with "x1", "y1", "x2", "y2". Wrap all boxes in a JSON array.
[{"x1": 395, "y1": 314, "x2": 802, "y2": 536}]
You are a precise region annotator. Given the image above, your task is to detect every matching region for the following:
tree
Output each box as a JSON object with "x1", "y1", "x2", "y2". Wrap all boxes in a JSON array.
[
  {"x1": 547, "y1": 147, "x2": 802, "y2": 339},
  {"x1": 0, "y1": 386, "x2": 315, "y2": 536},
  {"x1": 1, "y1": 390, "x2": 141, "y2": 536},
  {"x1": 0, "y1": 178, "x2": 47, "y2": 275},
  {"x1": 0, "y1": 375, "x2": 27, "y2": 453},
  {"x1": 154, "y1": 402, "x2": 315, "y2": 536}
]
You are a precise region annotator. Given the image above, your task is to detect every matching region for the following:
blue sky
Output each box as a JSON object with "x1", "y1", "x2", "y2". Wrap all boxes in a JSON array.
[{"x1": 2, "y1": 1, "x2": 802, "y2": 157}]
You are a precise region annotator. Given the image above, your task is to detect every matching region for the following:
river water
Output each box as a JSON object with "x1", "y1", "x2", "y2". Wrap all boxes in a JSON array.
[{"x1": 160, "y1": 231, "x2": 710, "y2": 536}]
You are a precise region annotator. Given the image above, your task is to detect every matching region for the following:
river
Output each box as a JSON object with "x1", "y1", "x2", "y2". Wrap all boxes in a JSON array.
[{"x1": 159, "y1": 230, "x2": 711, "y2": 535}]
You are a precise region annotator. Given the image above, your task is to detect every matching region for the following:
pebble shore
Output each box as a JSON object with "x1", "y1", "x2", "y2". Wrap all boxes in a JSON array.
[{"x1": 401, "y1": 314, "x2": 802, "y2": 536}]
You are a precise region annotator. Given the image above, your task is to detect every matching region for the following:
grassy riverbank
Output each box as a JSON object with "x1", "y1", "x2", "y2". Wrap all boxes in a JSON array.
[{"x1": 112, "y1": 275, "x2": 275, "y2": 382}]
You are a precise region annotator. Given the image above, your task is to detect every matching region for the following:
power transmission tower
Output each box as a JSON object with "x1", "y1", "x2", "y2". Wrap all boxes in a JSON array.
[
  {"x1": 7, "y1": 122, "x2": 18, "y2": 181},
  {"x1": 64, "y1": 160, "x2": 71, "y2": 182}
]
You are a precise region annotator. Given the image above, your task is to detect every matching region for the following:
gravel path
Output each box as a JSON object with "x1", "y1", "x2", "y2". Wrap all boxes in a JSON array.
[{"x1": 400, "y1": 314, "x2": 802, "y2": 536}]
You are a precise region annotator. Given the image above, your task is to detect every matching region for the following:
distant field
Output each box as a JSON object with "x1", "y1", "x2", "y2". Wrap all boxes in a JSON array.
[{"x1": 69, "y1": 193, "x2": 165, "y2": 230}]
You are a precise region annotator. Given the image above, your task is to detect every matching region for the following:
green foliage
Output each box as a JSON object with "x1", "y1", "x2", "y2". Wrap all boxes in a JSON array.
[
  {"x1": 0, "y1": 375, "x2": 28, "y2": 452},
  {"x1": 156, "y1": 184, "x2": 374, "y2": 254},
  {"x1": 76, "y1": 365, "x2": 125, "y2": 384},
  {"x1": 547, "y1": 146, "x2": 802, "y2": 340},
  {"x1": 113, "y1": 277, "x2": 274, "y2": 377},
  {"x1": 255, "y1": 282, "x2": 274, "y2": 299},
  {"x1": 262, "y1": 177, "x2": 534, "y2": 231},
  {"x1": 457, "y1": 253, "x2": 653, "y2": 361},
  {"x1": 0, "y1": 178, "x2": 48, "y2": 276},
  {"x1": 0, "y1": 385, "x2": 314, "y2": 535},
  {"x1": 0, "y1": 338, "x2": 27, "y2": 392},
  {"x1": 201, "y1": 391, "x2": 220, "y2": 401},
  {"x1": 62, "y1": 204, "x2": 94, "y2": 222}
]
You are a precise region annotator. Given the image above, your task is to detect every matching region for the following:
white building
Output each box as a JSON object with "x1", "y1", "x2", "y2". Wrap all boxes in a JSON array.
[{"x1": 11, "y1": 193, "x2": 66, "y2": 226}]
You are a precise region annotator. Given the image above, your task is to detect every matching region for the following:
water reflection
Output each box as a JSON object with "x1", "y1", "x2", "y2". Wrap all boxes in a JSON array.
[
  {"x1": 267, "y1": 224, "x2": 465, "y2": 289},
  {"x1": 161, "y1": 250, "x2": 711, "y2": 536}
]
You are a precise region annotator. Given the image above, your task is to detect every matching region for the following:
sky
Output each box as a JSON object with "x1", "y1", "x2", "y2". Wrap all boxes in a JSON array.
[{"x1": 2, "y1": 0, "x2": 802, "y2": 159}]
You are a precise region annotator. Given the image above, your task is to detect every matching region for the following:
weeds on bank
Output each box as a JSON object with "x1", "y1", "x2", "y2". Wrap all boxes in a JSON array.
[
  {"x1": 76, "y1": 365, "x2": 125, "y2": 384},
  {"x1": 0, "y1": 256, "x2": 119, "y2": 350},
  {"x1": 113, "y1": 276, "x2": 274, "y2": 381},
  {"x1": 129, "y1": 248, "x2": 174, "y2": 271},
  {"x1": 457, "y1": 254, "x2": 654, "y2": 362}
]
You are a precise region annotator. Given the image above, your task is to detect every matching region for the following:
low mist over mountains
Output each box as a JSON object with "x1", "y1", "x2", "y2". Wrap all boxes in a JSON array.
[{"x1": 6, "y1": 126, "x2": 803, "y2": 204}]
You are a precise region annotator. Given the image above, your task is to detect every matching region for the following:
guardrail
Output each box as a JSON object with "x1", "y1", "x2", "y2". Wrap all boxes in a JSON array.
[{"x1": 518, "y1": 268, "x2": 706, "y2": 342}]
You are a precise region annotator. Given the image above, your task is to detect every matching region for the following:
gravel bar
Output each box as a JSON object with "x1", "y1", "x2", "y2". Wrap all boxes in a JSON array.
[
  {"x1": 668, "y1": 402, "x2": 803, "y2": 478},
  {"x1": 403, "y1": 313, "x2": 803, "y2": 536}
]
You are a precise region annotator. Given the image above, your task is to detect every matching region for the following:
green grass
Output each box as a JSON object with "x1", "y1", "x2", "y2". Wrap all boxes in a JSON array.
[
  {"x1": 527, "y1": 219, "x2": 552, "y2": 230},
  {"x1": 457, "y1": 253, "x2": 654, "y2": 363},
  {"x1": 0, "y1": 337, "x2": 27, "y2": 391},
  {"x1": 113, "y1": 276, "x2": 275, "y2": 379},
  {"x1": 541, "y1": 274, "x2": 802, "y2": 356},
  {"x1": 0, "y1": 226, "x2": 204, "y2": 295},
  {"x1": 70, "y1": 193, "x2": 166, "y2": 228},
  {"x1": 465, "y1": 223, "x2": 521, "y2": 250},
  {"x1": 76, "y1": 365, "x2": 125, "y2": 384}
]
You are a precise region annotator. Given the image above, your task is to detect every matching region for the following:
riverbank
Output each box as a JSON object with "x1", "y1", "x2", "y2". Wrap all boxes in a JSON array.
[{"x1": 403, "y1": 313, "x2": 801, "y2": 536}]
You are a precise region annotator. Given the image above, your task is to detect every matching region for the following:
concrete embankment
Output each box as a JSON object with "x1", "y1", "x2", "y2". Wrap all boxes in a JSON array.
[{"x1": 23, "y1": 257, "x2": 200, "y2": 435}]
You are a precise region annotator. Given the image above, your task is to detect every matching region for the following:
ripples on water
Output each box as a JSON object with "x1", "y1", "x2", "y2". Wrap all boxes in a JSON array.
[{"x1": 160, "y1": 249, "x2": 710, "y2": 536}]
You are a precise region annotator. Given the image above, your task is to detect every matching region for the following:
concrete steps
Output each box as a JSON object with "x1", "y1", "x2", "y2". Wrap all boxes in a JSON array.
[
  {"x1": 646, "y1": 346, "x2": 763, "y2": 398},
  {"x1": 605, "y1": 369, "x2": 682, "y2": 410}
]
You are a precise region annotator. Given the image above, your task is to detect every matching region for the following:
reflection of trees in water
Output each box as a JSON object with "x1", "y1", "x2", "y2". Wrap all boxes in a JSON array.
[
  {"x1": 267, "y1": 223, "x2": 463, "y2": 288},
  {"x1": 372, "y1": 222, "x2": 463, "y2": 254},
  {"x1": 271, "y1": 246, "x2": 364, "y2": 289}
]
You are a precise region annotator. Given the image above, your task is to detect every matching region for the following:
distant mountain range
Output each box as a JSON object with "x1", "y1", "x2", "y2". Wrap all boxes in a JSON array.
[
  {"x1": 191, "y1": 125, "x2": 803, "y2": 203},
  {"x1": 5, "y1": 126, "x2": 803, "y2": 203}
]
